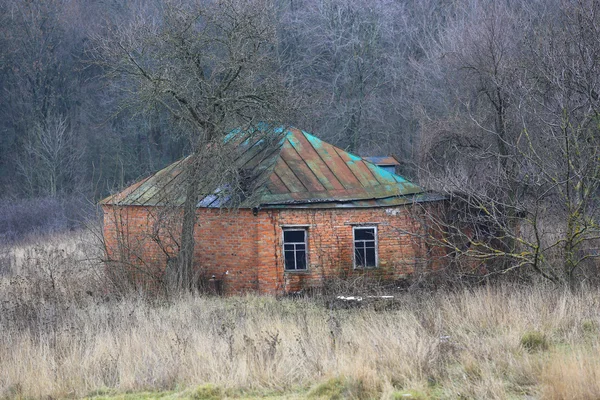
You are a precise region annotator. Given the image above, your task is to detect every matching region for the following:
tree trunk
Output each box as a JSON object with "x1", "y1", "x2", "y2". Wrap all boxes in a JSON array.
[
  {"x1": 176, "y1": 124, "x2": 216, "y2": 291},
  {"x1": 177, "y1": 153, "x2": 201, "y2": 291}
]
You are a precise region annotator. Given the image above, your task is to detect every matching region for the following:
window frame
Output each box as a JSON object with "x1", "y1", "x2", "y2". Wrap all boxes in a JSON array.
[
  {"x1": 353, "y1": 225, "x2": 378, "y2": 269},
  {"x1": 282, "y1": 227, "x2": 308, "y2": 272}
]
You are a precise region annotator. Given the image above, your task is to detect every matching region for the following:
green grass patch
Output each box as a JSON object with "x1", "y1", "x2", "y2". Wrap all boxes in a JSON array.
[
  {"x1": 190, "y1": 384, "x2": 222, "y2": 400},
  {"x1": 85, "y1": 385, "x2": 309, "y2": 400},
  {"x1": 308, "y1": 377, "x2": 372, "y2": 399},
  {"x1": 86, "y1": 390, "x2": 177, "y2": 400},
  {"x1": 520, "y1": 330, "x2": 549, "y2": 352},
  {"x1": 582, "y1": 319, "x2": 598, "y2": 335}
]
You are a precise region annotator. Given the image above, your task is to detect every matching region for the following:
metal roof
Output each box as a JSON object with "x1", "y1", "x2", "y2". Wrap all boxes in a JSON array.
[
  {"x1": 363, "y1": 156, "x2": 400, "y2": 166},
  {"x1": 101, "y1": 126, "x2": 438, "y2": 208}
]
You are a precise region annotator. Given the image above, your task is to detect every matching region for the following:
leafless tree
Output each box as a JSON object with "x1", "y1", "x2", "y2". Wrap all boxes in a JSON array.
[
  {"x1": 277, "y1": 0, "x2": 443, "y2": 157},
  {"x1": 416, "y1": 0, "x2": 600, "y2": 287},
  {"x1": 93, "y1": 0, "x2": 288, "y2": 290},
  {"x1": 17, "y1": 114, "x2": 81, "y2": 197}
]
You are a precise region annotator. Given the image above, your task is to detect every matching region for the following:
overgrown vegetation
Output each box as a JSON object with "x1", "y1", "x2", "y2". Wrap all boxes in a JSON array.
[{"x1": 3, "y1": 231, "x2": 600, "y2": 399}]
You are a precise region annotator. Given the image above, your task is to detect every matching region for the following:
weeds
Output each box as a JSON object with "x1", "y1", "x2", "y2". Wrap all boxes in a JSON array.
[
  {"x1": 520, "y1": 331, "x2": 549, "y2": 353},
  {"x1": 581, "y1": 319, "x2": 598, "y2": 335},
  {"x1": 308, "y1": 377, "x2": 371, "y2": 400},
  {"x1": 191, "y1": 384, "x2": 223, "y2": 400},
  {"x1": 3, "y1": 231, "x2": 600, "y2": 399}
]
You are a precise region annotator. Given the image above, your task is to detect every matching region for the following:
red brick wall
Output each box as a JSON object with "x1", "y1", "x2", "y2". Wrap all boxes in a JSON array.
[
  {"x1": 260, "y1": 207, "x2": 440, "y2": 293},
  {"x1": 102, "y1": 205, "x2": 182, "y2": 289},
  {"x1": 102, "y1": 204, "x2": 442, "y2": 294}
]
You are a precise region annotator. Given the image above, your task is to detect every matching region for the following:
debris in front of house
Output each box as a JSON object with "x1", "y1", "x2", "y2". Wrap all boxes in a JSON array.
[
  {"x1": 329, "y1": 294, "x2": 400, "y2": 310},
  {"x1": 336, "y1": 296, "x2": 364, "y2": 301},
  {"x1": 335, "y1": 295, "x2": 395, "y2": 302}
]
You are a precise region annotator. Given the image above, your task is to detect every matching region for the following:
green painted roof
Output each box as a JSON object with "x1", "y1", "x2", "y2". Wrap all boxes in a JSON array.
[{"x1": 101, "y1": 126, "x2": 437, "y2": 208}]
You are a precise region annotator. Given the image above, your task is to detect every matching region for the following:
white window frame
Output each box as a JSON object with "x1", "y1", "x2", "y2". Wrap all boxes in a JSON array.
[
  {"x1": 282, "y1": 227, "x2": 308, "y2": 271},
  {"x1": 353, "y1": 225, "x2": 378, "y2": 269}
]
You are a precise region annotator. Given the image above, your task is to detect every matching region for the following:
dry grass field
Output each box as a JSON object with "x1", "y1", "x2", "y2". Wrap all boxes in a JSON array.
[{"x1": 2, "y1": 231, "x2": 600, "y2": 399}]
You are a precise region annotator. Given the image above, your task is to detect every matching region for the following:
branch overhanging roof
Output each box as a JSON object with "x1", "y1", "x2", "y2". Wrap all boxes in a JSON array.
[{"x1": 100, "y1": 125, "x2": 444, "y2": 208}]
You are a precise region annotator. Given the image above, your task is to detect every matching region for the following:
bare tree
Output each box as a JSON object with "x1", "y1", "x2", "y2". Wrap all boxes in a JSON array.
[
  {"x1": 278, "y1": 0, "x2": 427, "y2": 156},
  {"x1": 17, "y1": 114, "x2": 80, "y2": 197},
  {"x1": 416, "y1": 0, "x2": 600, "y2": 287},
  {"x1": 94, "y1": 0, "x2": 287, "y2": 290},
  {"x1": 517, "y1": 0, "x2": 600, "y2": 285}
]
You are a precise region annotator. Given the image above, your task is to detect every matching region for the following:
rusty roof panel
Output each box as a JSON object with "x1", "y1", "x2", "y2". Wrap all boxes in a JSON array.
[
  {"x1": 364, "y1": 162, "x2": 398, "y2": 185},
  {"x1": 259, "y1": 183, "x2": 420, "y2": 205},
  {"x1": 275, "y1": 157, "x2": 308, "y2": 193},
  {"x1": 100, "y1": 175, "x2": 150, "y2": 205},
  {"x1": 287, "y1": 132, "x2": 344, "y2": 191},
  {"x1": 334, "y1": 147, "x2": 380, "y2": 188},
  {"x1": 101, "y1": 126, "x2": 433, "y2": 208},
  {"x1": 364, "y1": 156, "x2": 400, "y2": 166},
  {"x1": 280, "y1": 140, "x2": 326, "y2": 192},
  {"x1": 136, "y1": 158, "x2": 189, "y2": 205},
  {"x1": 262, "y1": 192, "x2": 446, "y2": 209},
  {"x1": 303, "y1": 133, "x2": 362, "y2": 189},
  {"x1": 267, "y1": 173, "x2": 289, "y2": 194}
]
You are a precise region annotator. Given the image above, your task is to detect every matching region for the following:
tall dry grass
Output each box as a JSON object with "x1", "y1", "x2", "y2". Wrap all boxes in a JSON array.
[{"x1": 2, "y1": 231, "x2": 600, "y2": 399}]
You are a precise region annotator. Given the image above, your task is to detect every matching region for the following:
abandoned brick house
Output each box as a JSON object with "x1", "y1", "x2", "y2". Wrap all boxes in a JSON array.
[{"x1": 101, "y1": 126, "x2": 446, "y2": 294}]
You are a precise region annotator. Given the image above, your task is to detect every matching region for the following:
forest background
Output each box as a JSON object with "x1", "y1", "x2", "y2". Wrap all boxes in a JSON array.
[
  {"x1": 3, "y1": 0, "x2": 600, "y2": 284},
  {"x1": 0, "y1": 0, "x2": 562, "y2": 229}
]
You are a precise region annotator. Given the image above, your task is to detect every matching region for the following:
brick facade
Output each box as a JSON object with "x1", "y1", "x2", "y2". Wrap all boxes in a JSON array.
[{"x1": 102, "y1": 204, "x2": 442, "y2": 294}]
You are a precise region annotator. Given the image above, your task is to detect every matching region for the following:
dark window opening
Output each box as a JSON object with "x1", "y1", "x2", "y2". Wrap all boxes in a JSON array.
[
  {"x1": 380, "y1": 165, "x2": 396, "y2": 174},
  {"x1": 354, "y1": 227, "x2": 377, "y2": 268},
  {"x1": 283, "y1": 229, "x2": 307, "y2": 270}
]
